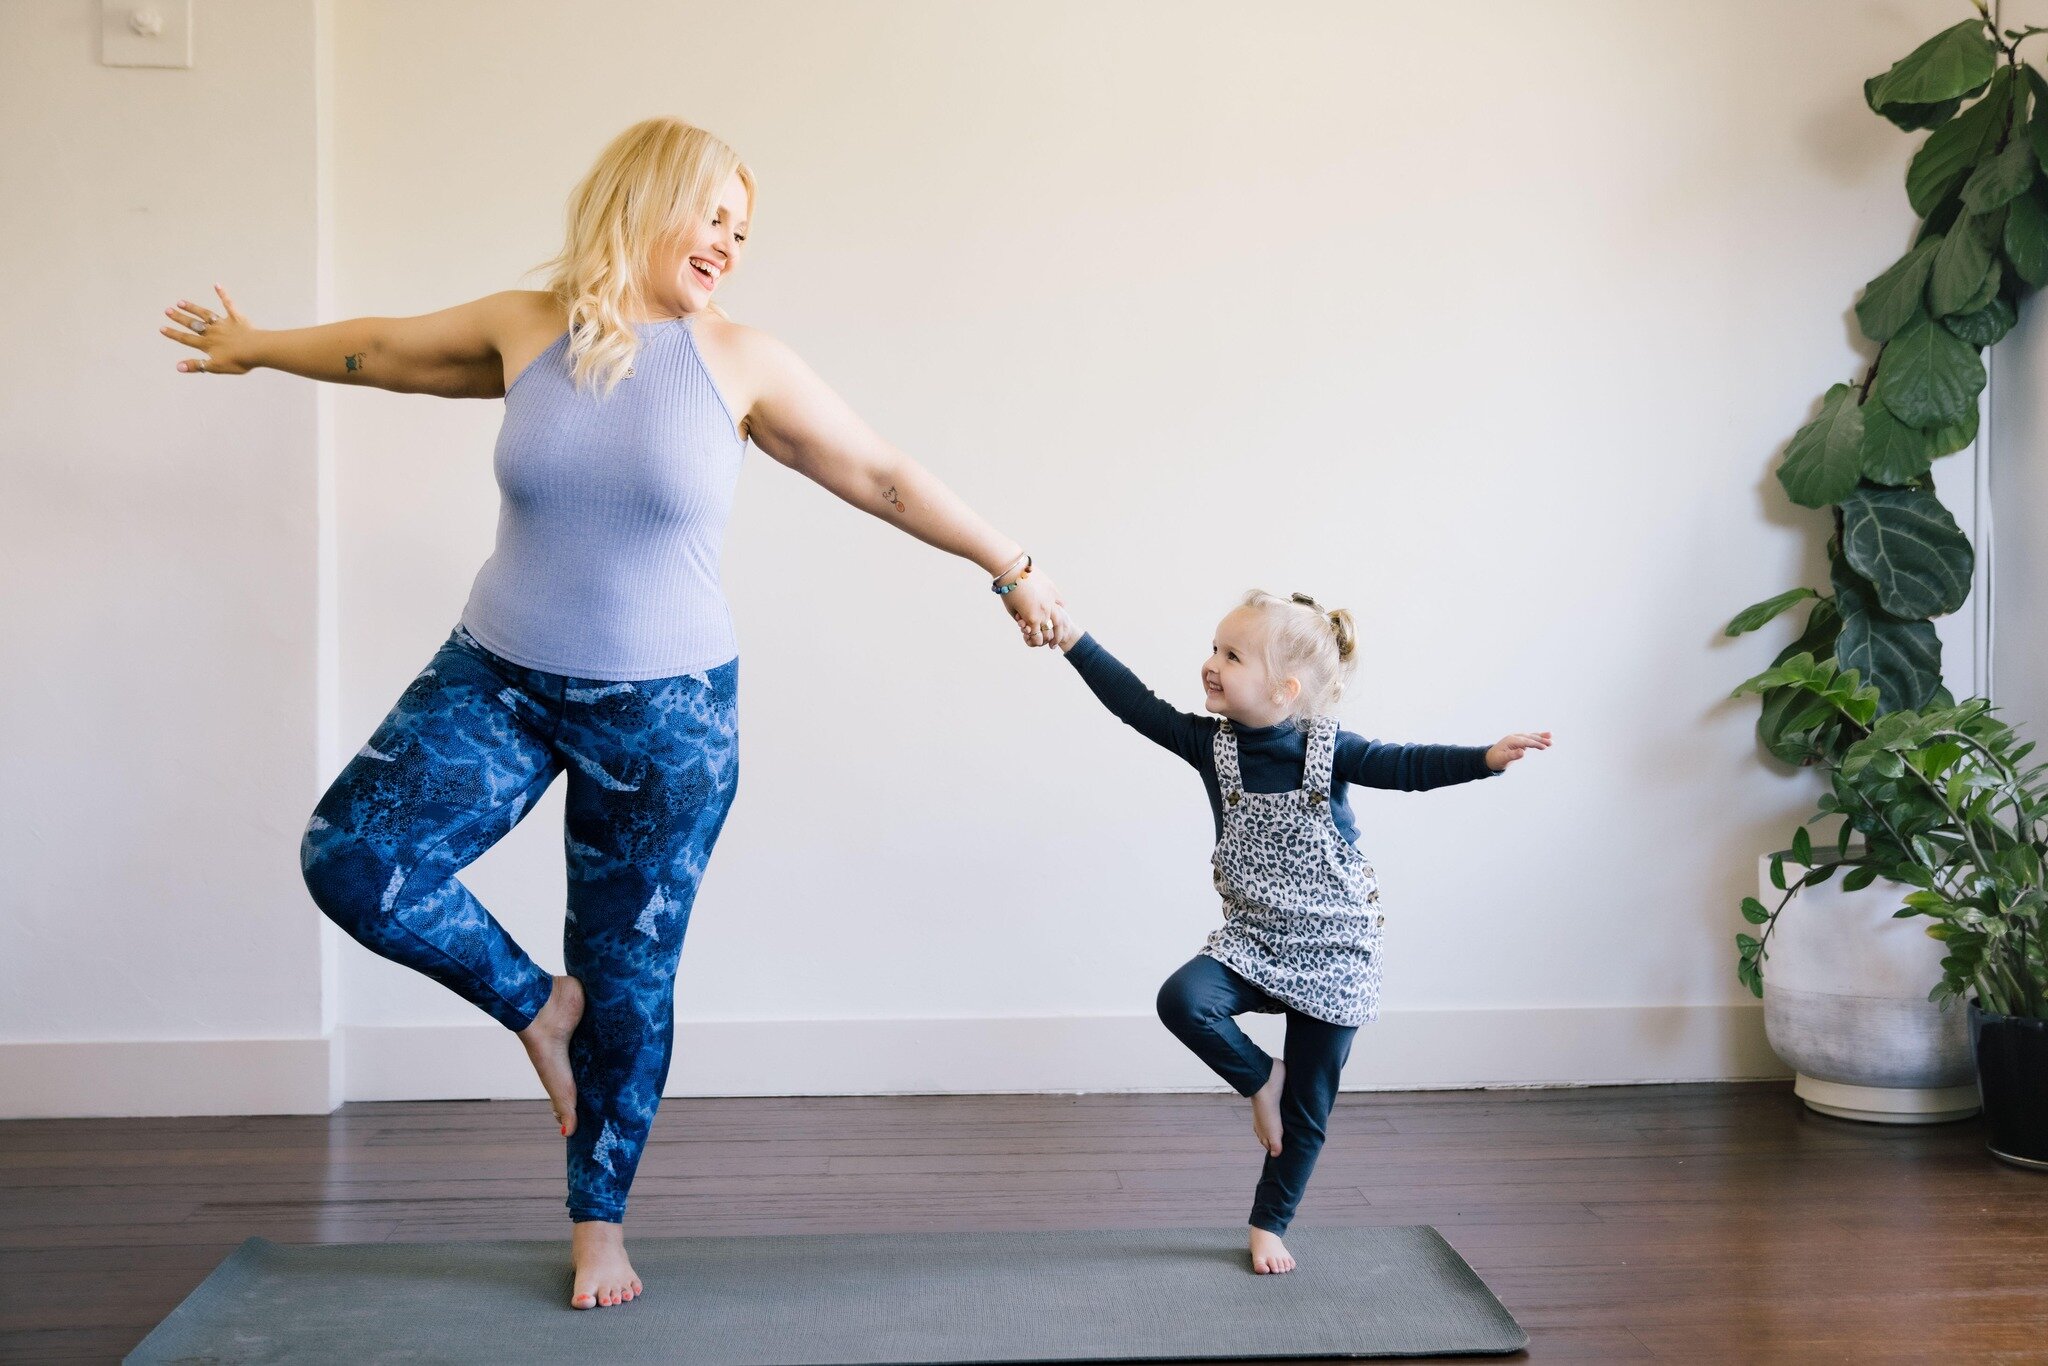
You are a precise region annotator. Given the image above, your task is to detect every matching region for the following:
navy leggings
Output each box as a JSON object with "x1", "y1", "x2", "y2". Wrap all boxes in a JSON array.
[
  {"x1": 1156, "y1": 953, "x2": 1358, "y2": 1236},
  {"x1": 300, "y1": 624, "x2": 740, "y2": 1223}
]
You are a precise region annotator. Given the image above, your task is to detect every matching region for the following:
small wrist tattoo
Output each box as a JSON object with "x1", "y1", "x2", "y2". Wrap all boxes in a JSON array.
[
  {"x1": 882, "y1": 484, "x2": 906, "y2": 514},
  {"x1": 343, "y1": 352, "x2": 366, "y2": 373}
]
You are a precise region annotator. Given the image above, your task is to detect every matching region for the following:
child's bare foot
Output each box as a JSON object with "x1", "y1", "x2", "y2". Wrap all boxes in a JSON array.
[
  {"x1": 1251, "y1": 1058, "x2": 1285, "y2": 1155},
  {"x1": 518, "y1": 975, "x2": 584, "y2": 1137},
  {"x1": 1249, "y1": 1226, "x2": 1296, "y2": 1274},
  {"x1": 570, "y1": 1220, "x2": 642, "y2": 1309}
]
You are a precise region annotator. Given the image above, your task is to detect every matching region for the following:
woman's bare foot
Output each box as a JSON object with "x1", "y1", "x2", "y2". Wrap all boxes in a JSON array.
[
  {"x1": 518, "y1": 975, "x2": 584, "y2": 1137},
  {"x1": 1249, "y1": 1226, "x2": 1296, "y2": 1274},
  {"x1": 570, "y1": 1220, "x2": 642, "y2": 1309},
  {"x1": 1250, "y1": 1058, "x2": 1285, "y2": 1156}
]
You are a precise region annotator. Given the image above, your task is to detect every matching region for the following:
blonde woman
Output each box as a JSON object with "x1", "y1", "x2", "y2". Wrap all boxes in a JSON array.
[{"x1": 160, "y1": 117, "x2": 1068, "y2": 1311}]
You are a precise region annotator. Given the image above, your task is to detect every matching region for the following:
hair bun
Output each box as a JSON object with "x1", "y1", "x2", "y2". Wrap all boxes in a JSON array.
[{"x1": 1328, "y1": 607, "x2": 1357, "y2": 661}]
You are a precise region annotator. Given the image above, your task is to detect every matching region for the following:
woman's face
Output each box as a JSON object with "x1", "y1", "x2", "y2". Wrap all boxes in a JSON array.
[{"x1": 646, "y1": 170, "x2": 750, "y2": 316}]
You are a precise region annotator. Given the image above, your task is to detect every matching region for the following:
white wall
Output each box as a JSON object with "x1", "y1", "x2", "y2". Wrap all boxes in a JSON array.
[
  {"x1": 7, "y1": 0, "x2": 2021, "y2": 1115},
  {"x1": 1992, "y1": 234, "x2": 2048, "y2": 740},
  {"x1": 0, "y1": 0, "x2": 338, "y2": 1113}
]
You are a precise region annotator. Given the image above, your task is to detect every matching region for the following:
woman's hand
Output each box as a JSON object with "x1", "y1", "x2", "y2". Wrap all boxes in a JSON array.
[
  {"x1": 161, "y1": 285, "x2": 256, "y2": 376},
  {"x1": 1484, "y1": 731, "x2": 1553, "y2": 771},
  {"x1": 1000, "y1": 567, "x2": 1069, "y2": 650}
]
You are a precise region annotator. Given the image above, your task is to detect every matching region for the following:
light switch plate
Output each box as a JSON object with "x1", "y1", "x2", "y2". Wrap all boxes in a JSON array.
[{"x1": 102, "y1": 0, "x2": 193, "y2": 69}]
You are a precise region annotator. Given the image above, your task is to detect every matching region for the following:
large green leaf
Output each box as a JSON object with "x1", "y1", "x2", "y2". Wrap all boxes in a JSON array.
[
  {"x1": 1727, "y1": 587, "x2": 1818, "y2": 637},
  {"x1": 1777, "y1": 383, "x2": 1867, "y2": 508},
  {"x1": 1758, "y1": 684, "x2": 1823, "y2": 763},
  {"x1": 1870, "y1": 20, "x2": 1998, "y2": 107},
  {"x1": 1908, "y1": 68, "x2": 2016, "y2": 217},
  {"x1": 1774, "y1": 596, "x2": 1841, "y2": 668},
  {"x1": 1861, "y1": 400, "x2": 1945, "y2": 483},
  {"x1": 1840, "y1": 486, "x2": 1974, "y2": 619},
  {"x1": 1876, "y1": 311, "x2": 1986, "y2": 428},
  {"x1": 1833, "y1": 557, "x2": 1943, "y2": 714},
  {"x1": 1961, "y1": 137, "x2": 2038, "y2": 211},
  {"x1": 1757, "y1": 598, "x2": 1846, "y2": 760},
  {"x1": 1867, "y1": 80, "x2": 1964, "y2": 133},
  {"x1": 1918, "y1": 189, "x2": 1968, "y2": 246},
  {"x1": 2004, "y1": 180, "x2": 2048, "y2": 285},
  {"x1": 1944, "y1": 293, "x2": 2018, "y2": 347},
  {"x1": 1857, "y1": 238, "x2": 1942, "y2": 342},
  {"x1": 1928, "y1": 211, "x2": 1998, "y2": 315},
  {"x1": 1953, "y1": 257, "x2": 2004, "y2": 318}
]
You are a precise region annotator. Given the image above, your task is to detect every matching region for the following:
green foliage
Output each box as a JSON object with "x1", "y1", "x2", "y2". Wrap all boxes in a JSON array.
[
  {"x1": 1839, "y1": 486, "x2": 1974, "y2": 619},
  {"x1": 1728, "y1": 8, "x2": 2048, "y2": 1019},
  {"x1": 1908, "y1": 66, "x2": 2016, "y2": 215},
  {"x1": 1870, "y1": 20, "x2": 1999, "y2": 110},
  {"x1": 1729, "y1": 658, "x2": 2048, "y2": 1020}
]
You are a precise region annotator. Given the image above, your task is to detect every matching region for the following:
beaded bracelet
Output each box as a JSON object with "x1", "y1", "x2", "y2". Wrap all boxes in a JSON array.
[{"x1": 992, "y1": 555, "x2": 1034, "y2": 596}]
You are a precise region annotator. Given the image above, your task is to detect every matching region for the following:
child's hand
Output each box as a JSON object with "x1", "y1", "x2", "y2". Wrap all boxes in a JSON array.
[
  {"x1": 1485, "y1": 731, "x2": 1552, "y2": 771},
  {"x1": 1053, "y1": 610, "x2": 1085, "y2": 652}
]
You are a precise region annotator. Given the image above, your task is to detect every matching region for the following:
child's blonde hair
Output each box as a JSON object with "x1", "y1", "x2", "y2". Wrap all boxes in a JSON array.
[
  {"x1": 1240, "y1": 589, "x2": 1359, "y2": 729},
  {"x1": 534, "y1": 116, "x2": 757, "y2": 398}
]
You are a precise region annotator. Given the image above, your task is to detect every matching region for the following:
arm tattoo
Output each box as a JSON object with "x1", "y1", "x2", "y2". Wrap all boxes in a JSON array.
[
  {"x1": 343, "y1": 352, "x2": 366, "y2": 373},
  {"x1": 882, "y1": 484, "x2": 907, "y2": 514}
]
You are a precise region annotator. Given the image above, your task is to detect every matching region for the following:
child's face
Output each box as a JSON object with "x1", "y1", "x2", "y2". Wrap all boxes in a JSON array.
[{"x1": 1202, "y1": 608, "x2": 1299, "y2": 727}]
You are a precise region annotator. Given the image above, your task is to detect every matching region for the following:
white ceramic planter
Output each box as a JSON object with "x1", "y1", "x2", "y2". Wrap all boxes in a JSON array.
[{"x1": 1757, "y1": 853, "x2": 1978, "y2": 1123}]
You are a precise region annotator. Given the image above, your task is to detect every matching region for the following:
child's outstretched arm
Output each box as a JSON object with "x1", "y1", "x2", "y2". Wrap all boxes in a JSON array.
[
  {"x1": 1336, "y1": 728, "x2": 1551, "y2": 790},
  {"x1": 1057, "y1": 622, "x2": 1211, "y2": 769}
]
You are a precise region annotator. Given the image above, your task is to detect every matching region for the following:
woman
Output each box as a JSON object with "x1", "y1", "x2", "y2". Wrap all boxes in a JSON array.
[{"x1": 160, "y1": 117, "x2": 1067, "y2": 1311}]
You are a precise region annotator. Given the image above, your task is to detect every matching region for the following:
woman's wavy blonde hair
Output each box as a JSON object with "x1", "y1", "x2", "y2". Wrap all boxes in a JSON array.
[
  {"x1": 533, "y1": 117, "x2": 756, "y2": 397},
  {"x1": 1240, "y1": 589, "x2": 1360, "y2": 730}
]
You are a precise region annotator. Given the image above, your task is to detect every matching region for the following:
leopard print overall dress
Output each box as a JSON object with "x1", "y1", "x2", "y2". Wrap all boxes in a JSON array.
[{"x1": 1200, "y1": 715, "x2": 1386, "y2": 1027}]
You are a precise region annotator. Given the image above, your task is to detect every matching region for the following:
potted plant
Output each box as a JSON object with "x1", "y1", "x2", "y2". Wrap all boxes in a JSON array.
[
  {"x1": 1724, "y1": 6, "x2": 2048, "y2": 1125},
  {"x1": 1732, "y1": 652, "x2": 2048, "y2": 1165}
]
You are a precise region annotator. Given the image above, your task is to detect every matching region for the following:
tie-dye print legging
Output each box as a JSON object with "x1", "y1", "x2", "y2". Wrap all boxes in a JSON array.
[{"x1": 299, "y1": 623, "x2": 740, "y2": 1223}]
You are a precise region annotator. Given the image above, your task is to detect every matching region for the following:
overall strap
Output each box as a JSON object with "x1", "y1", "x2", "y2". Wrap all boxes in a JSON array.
[
  {"x1": 1212, "y1": 719, "x2": 1244, "y2": 804},
  {"x1": 1303, "y1": 716, "x2": 1338, "y2": 803}
]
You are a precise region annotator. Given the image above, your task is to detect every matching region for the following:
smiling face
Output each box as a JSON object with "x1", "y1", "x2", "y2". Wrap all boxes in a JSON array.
[
  {"x1": 643, "y1": 169, "x2": 750, "y2": 318},
  {"x1": 1201, "y1": 607, "x2": 1301, "y2": 728}
]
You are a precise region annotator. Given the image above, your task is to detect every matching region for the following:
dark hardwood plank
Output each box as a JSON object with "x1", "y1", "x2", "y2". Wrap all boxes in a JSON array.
[{"x1": 2, "y1": 1081, "x2": 2045, "y2": 1362}]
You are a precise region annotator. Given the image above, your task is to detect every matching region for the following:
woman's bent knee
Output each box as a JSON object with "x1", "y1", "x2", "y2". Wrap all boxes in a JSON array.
[{"x1": 300, "y1": 810, "x2": 385, "y2": 935}]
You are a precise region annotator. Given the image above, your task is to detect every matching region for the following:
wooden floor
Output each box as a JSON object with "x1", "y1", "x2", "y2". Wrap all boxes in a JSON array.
[{"x1": 2, "y1": 1081, "x2": 2045, "y2": 1363}]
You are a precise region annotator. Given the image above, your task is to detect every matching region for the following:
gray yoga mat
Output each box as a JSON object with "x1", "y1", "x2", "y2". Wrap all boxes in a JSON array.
[{"x1": 127, "y1": 1224, "x2": 1527, "y2": 1363}]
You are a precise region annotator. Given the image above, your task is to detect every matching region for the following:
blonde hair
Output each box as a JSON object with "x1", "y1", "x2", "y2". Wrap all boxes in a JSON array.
[
  {"x1": 533, "y1": 117, "x2": 757, "y2": 397},
  {"x1": 1239, "y1": 589, "x2": 1359, "y2": 729}
]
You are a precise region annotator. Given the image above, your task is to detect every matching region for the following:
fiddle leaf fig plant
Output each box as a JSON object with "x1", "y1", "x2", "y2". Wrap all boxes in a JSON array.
[
  {"x1": 1729, "y1": 7, "x2": 2045, "y2": 737},
  {"x1": 1723, "y1": 4, "x2": 2048, "y2": 1019}
]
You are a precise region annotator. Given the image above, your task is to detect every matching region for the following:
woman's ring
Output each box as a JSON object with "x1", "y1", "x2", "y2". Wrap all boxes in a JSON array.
[{"x1": 191, "y1": 319, "x2": 208, "y2": 334}]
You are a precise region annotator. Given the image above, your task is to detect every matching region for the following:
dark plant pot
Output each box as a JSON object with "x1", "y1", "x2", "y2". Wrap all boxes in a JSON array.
[{"x1": 1968, "y1": 1000, "x2": 2048, "y2": 1170}]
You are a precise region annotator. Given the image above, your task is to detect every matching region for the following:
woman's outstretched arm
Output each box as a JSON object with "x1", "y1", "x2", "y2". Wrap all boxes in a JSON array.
[
  {"x1": 716, "y1": 319, "x2": 1067, "y2": 645},
  {"x1": 161, "y1": 285, "x2": 530, "y2": 399}
]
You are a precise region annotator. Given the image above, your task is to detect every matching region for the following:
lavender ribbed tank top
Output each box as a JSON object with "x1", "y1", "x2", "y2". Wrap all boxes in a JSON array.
[{"x1": 458, "y1": 316, "x2": 747, "y2": 681}]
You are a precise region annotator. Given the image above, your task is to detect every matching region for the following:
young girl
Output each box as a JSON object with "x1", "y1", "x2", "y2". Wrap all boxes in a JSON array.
[{"x1": 1055, "y1": 590, "x2": 1549, "y2": 1274}]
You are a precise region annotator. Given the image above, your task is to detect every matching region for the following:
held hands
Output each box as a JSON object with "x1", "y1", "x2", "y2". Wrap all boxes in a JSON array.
[
  {"x1": 1484, "y1": 731, "x2": 1553, "y2": 772},
  {"x1": 161, "y1": 284, "x2": 255, "y2": 375},
  {"x1": 995, "y1": 560, "x2": 1072, "y2": 651}
]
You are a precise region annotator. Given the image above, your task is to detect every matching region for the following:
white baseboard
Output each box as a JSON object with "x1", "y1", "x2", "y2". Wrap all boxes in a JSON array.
[
  {"x1": 0, "y1": 1037, "x2": 339, "y2": 1118},
  {"x1": 345, "y1": 1004, "x2": 1787, "y2": 1101},
  {"x1": 0, "y1": 1005, "x2": 1787, "y2": 1116}
]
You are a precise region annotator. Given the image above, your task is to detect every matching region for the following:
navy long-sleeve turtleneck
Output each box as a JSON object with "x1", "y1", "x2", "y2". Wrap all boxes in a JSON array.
[{"x1": 1063, "y1": 632, "x2": 1499, "y2": 844}]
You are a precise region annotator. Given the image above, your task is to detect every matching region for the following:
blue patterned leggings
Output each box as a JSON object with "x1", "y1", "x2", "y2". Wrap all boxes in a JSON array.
[{"x1": 299, "y1": 624, "x2": 740, "y2": 1223}]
